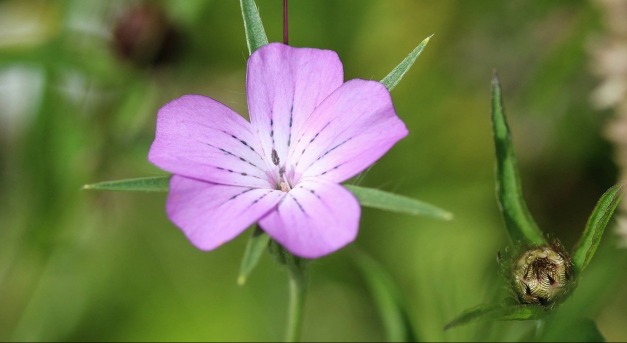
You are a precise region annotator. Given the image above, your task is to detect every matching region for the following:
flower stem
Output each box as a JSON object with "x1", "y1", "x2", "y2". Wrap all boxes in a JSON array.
[
  {"x1": 534, "y1": 319, "x2": 545, "y2": 340},
  {"x1": 283, "y1": 0, "x2": 289, "y2": 45},
  {"x1": 285, "y1": 262, "x2": 307, "y2": 342}
]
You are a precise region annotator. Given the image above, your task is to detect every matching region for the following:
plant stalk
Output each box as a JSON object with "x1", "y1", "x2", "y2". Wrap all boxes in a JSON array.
[{"x1": 285, "y1": 263, "x2": 307, "y2": 342}]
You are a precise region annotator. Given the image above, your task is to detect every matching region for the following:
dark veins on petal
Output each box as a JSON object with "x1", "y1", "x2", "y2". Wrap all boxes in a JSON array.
[
  {"x1": 252, "y1": 191, "x2": 272, "y2": 204},
  {"x1": 270, "y1": 117, "x2": 275, "y2": 145},
  {"x1": 287, "y1": 104, "x2": 294, "y2": 147},
  {"x1": 303, "y1": 136, "x2": 352, "y2": 172},
  {"x1": 228, "y1": 187, "x2": 256, "y2": 200},
  {"x1": 293, "y1": 121, "x2": 331, "y2": 167},
  {"x1": 299, "y1": 185, "x2": 321, "y2": 199},
  {"x1": 215, "y1": 166, "x2": 263, "y2": 179},
  {"x1": 289, "y1": 193, "x2": 307, "y2": 214},
  {"x1": 318, "y1": 163, "x2": 344, "y2": 176},
  {"x1": 316, "y1": 137, "x2": 352, "y2": 163},
  {"x1": 225, "y1": 130, "x2": 258, "y2": 154},
  {"x1": 205, "y1": 141, "x2": 268, "y2": 180},
  {"x1": 224, "y1": 188, "x2": 277, "y2": 211}
]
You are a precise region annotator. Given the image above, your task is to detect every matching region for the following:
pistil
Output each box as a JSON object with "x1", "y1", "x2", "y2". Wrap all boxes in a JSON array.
[{"x1": 279, "y1": 166, "x2": 292, "y2": 192}]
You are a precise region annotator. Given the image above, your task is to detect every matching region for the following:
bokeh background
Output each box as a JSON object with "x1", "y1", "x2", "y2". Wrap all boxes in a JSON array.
[{"x1": 1, "y1": 0, "x2": 626, "y2": 341}]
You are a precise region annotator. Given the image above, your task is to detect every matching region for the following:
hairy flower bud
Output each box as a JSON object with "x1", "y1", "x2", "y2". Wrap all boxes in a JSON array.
[{"x1": 512, "y1": 242, "x2": 573, "y2": 306}]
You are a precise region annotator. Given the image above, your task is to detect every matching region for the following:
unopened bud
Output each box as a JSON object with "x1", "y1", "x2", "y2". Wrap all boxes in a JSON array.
[
  {"x1": 112, "y1": 3, "x2": 181, "y2": 68},
  {"x1": 512, "y1": 242, "x2": 573, "y2": 306}
]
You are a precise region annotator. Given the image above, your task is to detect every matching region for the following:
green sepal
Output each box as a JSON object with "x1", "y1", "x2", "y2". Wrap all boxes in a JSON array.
[
  {"x1": 491, "y1": 72, "x2": 547, "y2": 246},
  {"x1": 381, "y1": 35, "x2": 432, "y2": 91},
  {"x1": 345, "y1": 184, "x2": 452, "y2": 220},
  {"x1": 572, "y1": 184, "x2": 623, "y2": 272},
  {"x1": 84, "y1": 176, "x2": 452, "y2": 220},
  {"x1": 82, "y1": 175, "x2": 170, "y2": 192},
  {"x1": 237, "y1": 226, "x2": 270, "y2": 286},
  {"x1": 240, "y1": 0, "x2": 269, "y2": 55}
]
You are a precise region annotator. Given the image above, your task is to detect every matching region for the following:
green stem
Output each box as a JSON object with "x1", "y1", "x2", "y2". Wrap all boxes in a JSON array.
[
  {"x1": 285, "y1": 263, "x2": 308, "y2": 342},
  {"x1": 534, "y1": 319, "x2": 545, "y2": 340}
]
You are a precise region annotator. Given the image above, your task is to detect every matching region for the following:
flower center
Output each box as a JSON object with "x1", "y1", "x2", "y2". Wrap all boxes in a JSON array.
[
  {"x1": 278, "y1": 168, "x2": 292, "y2": 192},
  {"x1": 270, "y1": 148, "x2": 294, "y2": 192}
]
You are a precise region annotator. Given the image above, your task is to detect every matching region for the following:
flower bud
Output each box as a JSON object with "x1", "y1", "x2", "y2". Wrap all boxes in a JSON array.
[
  {"x1": 112, "y1": 3, "x2": 181, "y2": 68},
  {"x1": 512, "y1": 242, "x2": 573, "y2": 306}
]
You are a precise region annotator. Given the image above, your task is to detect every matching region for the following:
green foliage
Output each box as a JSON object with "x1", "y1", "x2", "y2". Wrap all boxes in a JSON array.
[
  {"x1": 351, "y1": 249, "x2": 418, "y2": 342},
  {"x1": 82, "y1": 175, "x2": 170, "y2": 192},
  {"x1": 447, "y1": 73, "x2": 623, "y2": 335},
  {"x1": 380, "y1": 35, "x2": 432, "y2": 91},
  {"x1": 537, "y1": 317, "x2": 606, "y2": 342},
  {"x1": 83, "y1": 177, "x2": 451, "y2": 221},
  {"x1": 491, "y1": 73, "x2": 546, "y2": 246},
  {"x1": 573, "y1": 184, "x2": 623, "y2": 272},
  {"x1": 237, "y1": 226, "x2": 269, "y2": 286},
  {"x1": 240, "y1": 0, "x2": 269, "y2": 54},
  {"x1": 7, "y1": 0, "x2": 624, "y2": 341},
  {"x1": 345, "y1": 184, "x2": 452, "y2": 220},
  {"x1": 444, "y1": 303, "x2": 547, "y2": 331}
]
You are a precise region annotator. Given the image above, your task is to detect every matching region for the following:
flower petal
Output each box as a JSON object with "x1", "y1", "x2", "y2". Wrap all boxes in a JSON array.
[
  {"x1": 258, "y1": 178, "x2": 360, "y2": 258},
  {"x1": 246, "y1": 43, "x2": 344, "y2": 171},
  {"x1": 167, "y1": 175, "x2": 284, "y2": 251},
  {"x1": 289, "y1": 79, "x2": 408, "y2": 183},
  {"x1": 149, "y1": 95, "x2": 272, "y2": 188}
]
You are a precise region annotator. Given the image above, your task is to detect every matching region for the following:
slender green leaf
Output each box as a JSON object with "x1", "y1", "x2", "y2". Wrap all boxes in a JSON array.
[
  {"x1": 240, "y1": 0, "x2": 269, "y2": 55},
  {"x1": 351, "y1": 249, "x2": 418, "y2": 342},
  {"x1": 444, "y1": 303, "x2": 546, "y2": 331},
  {"x1": 491, "y1": 72, "x2": 546, "y2": 245},
  {"x1": 82, "y1": 175, "x2": 170, "y2": 192},
  {"x1": 237, "y1": 226, "x2": 270, "y2": 286},
  {"x1": 381, "y1": 35, "x2": 432, "y2": 91},
  {"x1": 572, "y1": 184, "x2": 623, "y2": 272},
  {"x1": 344, "y1": 184, "x2": 452, "y2": 220},
  {"x1": 84, "y1": 177, "x2": 453, "y2": 220}
]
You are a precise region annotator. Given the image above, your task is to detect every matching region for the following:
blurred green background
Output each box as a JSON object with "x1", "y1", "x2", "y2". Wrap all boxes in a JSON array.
[{"x1": 1, "y1": 0, "x2": 626, "y2": 341}]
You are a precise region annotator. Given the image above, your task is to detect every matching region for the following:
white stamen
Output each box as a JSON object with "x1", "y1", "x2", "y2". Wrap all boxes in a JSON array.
[{"x1": 279, "y1": 172, "x2": 292, "y2": 192}]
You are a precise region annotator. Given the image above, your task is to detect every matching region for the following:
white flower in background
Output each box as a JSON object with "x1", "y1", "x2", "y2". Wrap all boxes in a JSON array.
[{"x1": 591, "y1": 0, "x2": 627, "y2": 247}]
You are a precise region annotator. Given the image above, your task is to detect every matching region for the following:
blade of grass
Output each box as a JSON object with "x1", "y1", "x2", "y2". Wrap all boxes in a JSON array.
[{"x1": 491, "y1": 72, "x2": 546, "y2": 246}]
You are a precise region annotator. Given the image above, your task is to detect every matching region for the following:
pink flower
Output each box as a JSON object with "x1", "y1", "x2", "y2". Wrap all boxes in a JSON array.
[{"x1": 148, "y1": 43, "x2": 407, "y2": 258}]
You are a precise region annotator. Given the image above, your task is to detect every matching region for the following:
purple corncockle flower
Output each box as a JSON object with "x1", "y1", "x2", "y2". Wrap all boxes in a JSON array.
[{"x1": 148, "y1": 43, "x2": 408, "y2": 258}]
